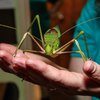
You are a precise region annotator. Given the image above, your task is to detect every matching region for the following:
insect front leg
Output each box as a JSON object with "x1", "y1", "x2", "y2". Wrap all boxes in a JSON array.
[
  {"x1": 74, "y1": 39, "x2": 87, "y2": 62},
  {"x1": 54, "y1": 31, "x2": 84, "y2": 54},
  {"x1": 53, "y1": 31, "x2": 88, "y2": 61},
  {"x1": 56, "y1": 40, "x2": 87, "y2": 62},
  {"x1": 13, "y1": 32, "x2": 45, "y2": 57}
]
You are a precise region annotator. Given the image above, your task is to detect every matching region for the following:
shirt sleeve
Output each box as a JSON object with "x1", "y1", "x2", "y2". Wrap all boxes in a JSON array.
[{"x1": 71, "y1": 0, "x2": 97, "y2": 59}]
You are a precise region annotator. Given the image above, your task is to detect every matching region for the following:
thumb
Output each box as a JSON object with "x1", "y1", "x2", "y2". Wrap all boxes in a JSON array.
[{"x1": 83, "y1": 60, "x2": 100, "y2": 83}]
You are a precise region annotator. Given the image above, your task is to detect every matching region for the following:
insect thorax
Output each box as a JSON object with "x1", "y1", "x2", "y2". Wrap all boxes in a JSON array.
[{"x1": 44, "y1": 33, "x2": 60, "y2": 56}]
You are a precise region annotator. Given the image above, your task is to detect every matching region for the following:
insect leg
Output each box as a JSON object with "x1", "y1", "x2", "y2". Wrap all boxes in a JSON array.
[
  {"x1": 56, "y1": 50, "x2": 86, "y2": 62},
  {"x1": 0, "y1": 24, "x2": 16, "y2": 30},
  {"x1": 55, "y1": 39, "x2": 87, "y2": 62},
  {"x1": 23, "y1": 50, "x2": 45, "y2": 54},
  {"x1": 54, "y1": 31, "x2": 87, "y2": 62},
  {"x1": 27, "y1": 15, "x2": 45, "y2": 47},
  {"x1": 54, "y1": 31, "x2": 84, "y2": 54},
  {"x1": 74, "y1": 39, "x2": 87, "y2": 62},
  {"x1": 13, "y1": 32, "x2": 44, "y2": 56}
]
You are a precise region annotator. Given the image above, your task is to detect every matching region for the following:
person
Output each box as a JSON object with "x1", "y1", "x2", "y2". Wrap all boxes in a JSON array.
[
  {"x1": 70, "y1": 0, "x2": 100, "y2": 100},
  {"x1": 0, "y1": 0, "x2": 100, "y2": 100}
]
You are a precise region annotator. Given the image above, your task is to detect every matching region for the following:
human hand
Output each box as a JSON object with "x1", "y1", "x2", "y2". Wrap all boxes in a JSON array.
[{"x1": 0, "y1": 43, "x2": 100, "y2": 97}]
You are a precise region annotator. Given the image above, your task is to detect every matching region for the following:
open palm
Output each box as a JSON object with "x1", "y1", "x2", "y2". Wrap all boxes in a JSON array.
[{"x1": 0, "y1": 43, "x2": 100, "y2": 97}]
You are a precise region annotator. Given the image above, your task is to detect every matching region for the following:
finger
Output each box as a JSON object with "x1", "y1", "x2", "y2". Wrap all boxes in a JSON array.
[
  {"x1": 24, "y1": 52, "x2": 63, "y2": 69},
  {"x1": 12, "y1": 57, "x2": 100, "y2": 95},
  {"x1": 13, "y1": 58, "x2": 60, "y2": 85},
  {"x1": 12, "y1": 52, "x2": 30, "y2": 70},
  {"x1": 14, "y1": 58, "x2": 64, "y2": 87},
  {"x1": 0, "y1": 43, "x2": 16, "y2": 54},
  {"x1": 12, "y1": 57, "x2": 43, "y2": 84},
  {"x1": 0, "y1": 50, "x2": 26, "y2": 73},
  {"x1": 83, "y1": 60, "x2": 100, "y2": 83},
  {"x1": 0, "y1": 50, "x2": 15, "y2": 73},
  {"x1": 26, "y1": 59, "x2": 61, "y2": 81},
  {"x1": 0, "y1": 43, "x2": 26, "y2": 57},
  {"x1": 26, "y1": 59, "x2": 85, "y2": 89}
]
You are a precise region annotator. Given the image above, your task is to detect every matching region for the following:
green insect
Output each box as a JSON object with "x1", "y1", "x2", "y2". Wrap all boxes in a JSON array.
[
  {"x1": 0, "y1": 15, "x2": 100, "y2": 62},
  {"x1": 13, "y1": 15, "x2": 86, "y2": 60}
]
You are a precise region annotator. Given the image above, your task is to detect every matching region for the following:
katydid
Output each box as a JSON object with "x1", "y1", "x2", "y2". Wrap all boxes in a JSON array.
[
  {"x1": 0, "y1": 15, "x2": 100, "y2": 62},
  {"x1": 13, "y1": 15, "x2": 86, "y2": 59}
]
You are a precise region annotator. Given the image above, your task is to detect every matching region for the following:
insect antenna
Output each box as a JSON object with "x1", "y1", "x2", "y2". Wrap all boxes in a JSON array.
[
  {"x1": 53, "y1": 16, "x2": 100, "y2": 58},
  {"x1": 51, "y1": 17, "x2": 100, "y2": 49},
  {"x1": 0, "y1": 24, "x2": 42, "y2": 43},
  {"x1": 0, "y1": 24, "x2": 16, "y2": 30},
  {"x1": 60, "y1": 16, "x2": 100, "y2": 38},
  {"x1": 52, "y1": 17, "x2": 100, "y2": 45},
  {"x1": 82, "y1": 33, "x2": 90, "y2": 58}
]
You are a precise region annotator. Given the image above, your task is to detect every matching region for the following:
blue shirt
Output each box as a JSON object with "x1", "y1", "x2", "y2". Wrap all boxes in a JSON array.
[{"x1": 71, "y1": 0, "x2": 100, "y2": 100}]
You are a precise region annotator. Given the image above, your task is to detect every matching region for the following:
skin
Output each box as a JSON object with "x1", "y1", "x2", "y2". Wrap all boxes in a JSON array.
[{"x1": 0, "y1": 43, "x2": 100, "y2": 97}]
